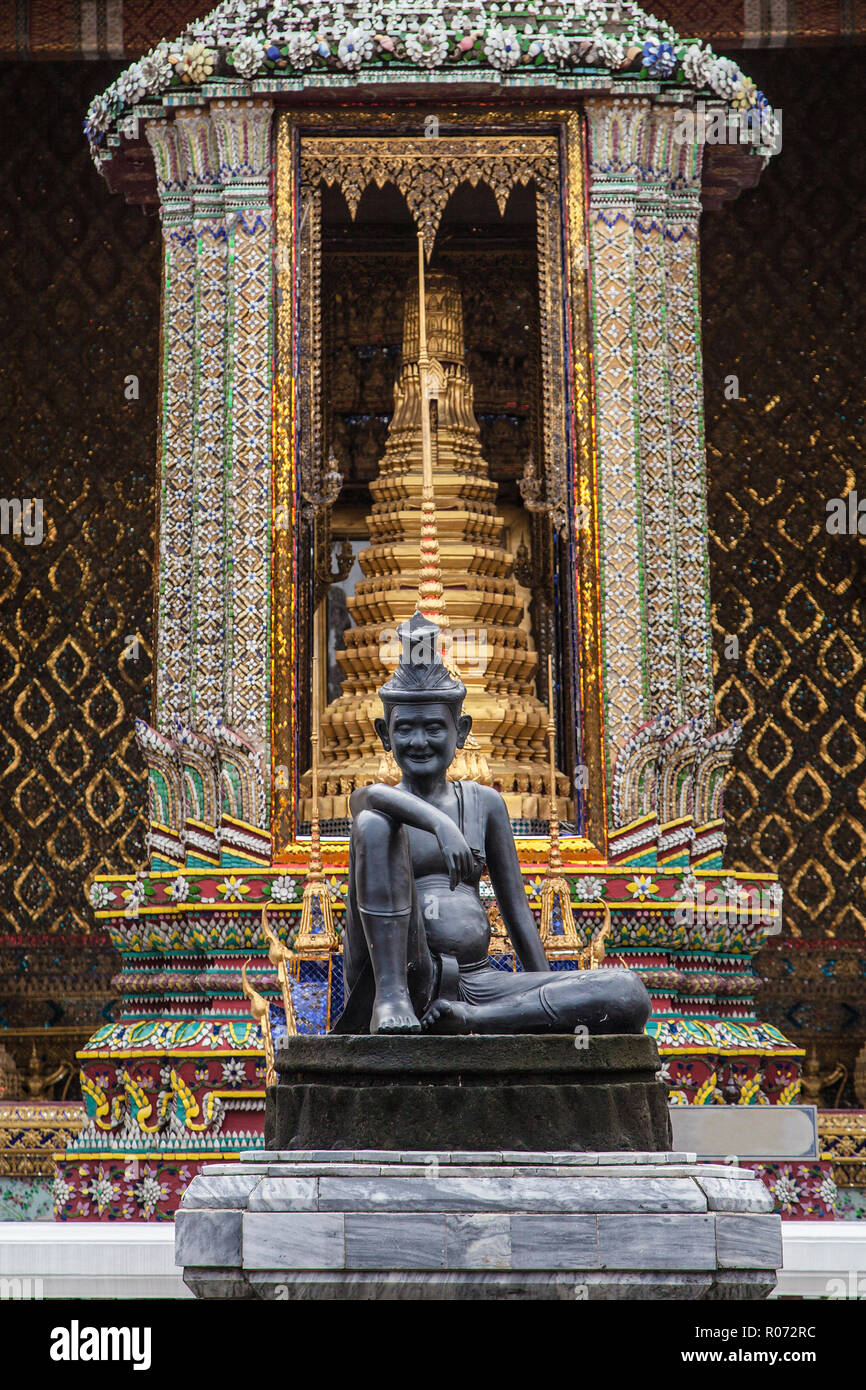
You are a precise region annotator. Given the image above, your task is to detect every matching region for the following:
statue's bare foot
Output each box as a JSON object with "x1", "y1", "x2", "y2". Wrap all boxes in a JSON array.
[
  {"x1": 421, "y1": 998, "x2": 471, "y2": 1034},
  {"x1": 371, "y1": 996, "x2": 421, "y2": 1035}
]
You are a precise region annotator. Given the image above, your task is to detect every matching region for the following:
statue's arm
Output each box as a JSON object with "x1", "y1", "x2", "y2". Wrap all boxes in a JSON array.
[
  {"x1": 350, "y1": 784, "x2": 474, "y2": 890},
  {"x1": 483, "y1": 788, "x2": 550, "y2": 973},
  {"x1": 351, "y1": 783, "x2": 446, "y2": 834}
]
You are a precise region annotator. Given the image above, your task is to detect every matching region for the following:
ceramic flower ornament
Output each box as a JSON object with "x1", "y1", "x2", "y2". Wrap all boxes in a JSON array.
[
  {"x1": 139, "y1": 46, "x2": 174, "y2": 94},
  {"x1": 406, "y1": 17, "x2": 449, "y2": 67},
  {"x1": 84, "y1": 0, "x2": 778, "y2": 167},
  {"x1": 178, "y1": 42, "x2": 216, "y2": 84},
  {"x1": 484, "y1": 22, "x2": 522, "y2": 69},
  {"x1": 337, "y1": 24, "x2": 374, "y2": 68},
  {"x1": 231, "y1": 34, "x2": 267, "y2": 76}
]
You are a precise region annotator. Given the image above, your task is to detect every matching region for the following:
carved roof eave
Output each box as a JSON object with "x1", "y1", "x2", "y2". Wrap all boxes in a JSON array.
[{"x1": 99, "y1": 83, "x2": 771, "y2": 212}]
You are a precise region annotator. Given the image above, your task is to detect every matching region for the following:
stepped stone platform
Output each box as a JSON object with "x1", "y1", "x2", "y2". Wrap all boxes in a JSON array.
[{"x1": 175, "y1": 1149, "x2": 782, "y2": 1300}]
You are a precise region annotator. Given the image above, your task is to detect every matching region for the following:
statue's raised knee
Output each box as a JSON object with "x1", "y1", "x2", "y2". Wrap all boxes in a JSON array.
[
  {"x1": 353, "y1": 806, "x2": 393, "y2": 841},
  {"x1": 608, "y1": 970, "x2": 652, "y2": 1034}
]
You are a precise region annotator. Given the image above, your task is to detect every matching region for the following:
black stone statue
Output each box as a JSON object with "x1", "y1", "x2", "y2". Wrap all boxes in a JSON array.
[{"x1": 332, "y1": 613, "x2": 651, "y2": 1038}]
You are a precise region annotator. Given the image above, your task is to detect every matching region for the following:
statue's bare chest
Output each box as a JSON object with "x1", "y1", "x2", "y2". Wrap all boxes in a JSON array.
[{"x1": 405, "y1": 784, "x2": 487, "y2": 882}]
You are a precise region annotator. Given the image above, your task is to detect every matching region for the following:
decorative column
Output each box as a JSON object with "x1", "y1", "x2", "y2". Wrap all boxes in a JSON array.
[
  {"x1": 211, "y1": 100, "x2": 274, "y2": 761},
  {"x1": 633, "y1": 104, "x2": 682, "y2": 725},
  {"x1": 144, "y1": 119, "x2": 195, "y2": 735},
  {"x1": 665, "y1": 126, "x2": 715, "y2": 729},
  {"x1": 175, "y1": 109, "x2": 227, "y2": 729},
  {"x1": 584, "y1": 97, "x2": 652, "y2": 780},
  {"x1": 585, "y1": 97, "x2": 723, "y2": 835},
  {"x1": 272, "y1": 114, "x2": 298, "y2": 854},
  {"x1": 564, "y1": 111, "x2": 608, "y2": 851}
]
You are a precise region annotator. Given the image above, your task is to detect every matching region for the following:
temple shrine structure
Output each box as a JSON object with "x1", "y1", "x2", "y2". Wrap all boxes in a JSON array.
[{"x1": 52, "y1": 0, "x2": 802, "y2": 1218}]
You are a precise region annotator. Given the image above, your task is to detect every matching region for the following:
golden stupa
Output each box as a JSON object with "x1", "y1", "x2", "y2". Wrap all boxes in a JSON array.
[{"x1": 304, "y1": 268, "x2": 569, "y2": 825}]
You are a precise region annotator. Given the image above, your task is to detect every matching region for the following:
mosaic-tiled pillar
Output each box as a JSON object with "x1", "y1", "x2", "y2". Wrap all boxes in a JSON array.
[
  {"x1": 633, "y1": 105, "x2": 682, "y2": 724},
  {"x1": 211, "y1": 101, "x2": 274, "y2": 761},
  {"x1": 665, "y1": 134, "x2": 714, "y2": 728},
  {"x1": 563, "y1": 111, "x2": 609, "y2": 850},
  {"x1": 584, "y1": 97, "x2": 652, "y2": 779},
  {"x1": 585, "y1": 97, "x2": 717, "y2": 823},
  {"x1": 145, "y1": 118, "x2": 195, "y2": 735},
  {"x1": 175, "y1": 110, "x2": 227, "y2": 728},
  {"x1": 272, "y1": 115, "x2": 297, "y2": 854}
]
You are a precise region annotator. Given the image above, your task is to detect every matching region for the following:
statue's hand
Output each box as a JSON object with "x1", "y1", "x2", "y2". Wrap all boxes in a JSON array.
[{"x1": 436, "y1": 819, "x2": 475, "y2": 891}]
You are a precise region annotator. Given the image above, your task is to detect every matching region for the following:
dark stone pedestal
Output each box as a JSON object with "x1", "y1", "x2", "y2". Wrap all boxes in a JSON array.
[{"x1": 267, "y1": 1034, "x2": 672, "y2": 1154}]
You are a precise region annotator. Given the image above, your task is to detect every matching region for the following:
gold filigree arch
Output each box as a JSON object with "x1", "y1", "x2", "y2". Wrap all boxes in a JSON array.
[
  {"x1": 300, "y1": 135, "x2": 559, "y2": 259},
  {"x1": 295, "y1": 132, "x2": 568, "y2": 526}
]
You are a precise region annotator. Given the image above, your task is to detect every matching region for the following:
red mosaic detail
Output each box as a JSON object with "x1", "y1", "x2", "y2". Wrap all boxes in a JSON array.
[{"x1": 744, "y1": 1161, "x2": 837, "y2": 1221}]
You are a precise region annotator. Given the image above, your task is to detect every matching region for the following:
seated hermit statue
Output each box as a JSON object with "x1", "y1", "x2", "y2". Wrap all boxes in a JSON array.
[{"x1": 332, "y1": 613, "x2": 651, "y2": 1037}]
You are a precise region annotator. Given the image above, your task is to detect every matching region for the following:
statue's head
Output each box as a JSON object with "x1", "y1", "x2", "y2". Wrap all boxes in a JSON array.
[{"x1": 375, "y1": 613, "x2": 471, "y2": 777}]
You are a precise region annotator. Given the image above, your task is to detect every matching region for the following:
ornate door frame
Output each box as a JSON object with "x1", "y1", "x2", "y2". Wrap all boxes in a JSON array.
[{"x1": 272, "y1": 110, "x2": 604, "y2": 856}]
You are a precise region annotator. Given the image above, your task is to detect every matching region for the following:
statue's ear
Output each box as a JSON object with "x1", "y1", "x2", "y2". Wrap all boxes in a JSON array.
[
  {"x1": 455, "y1": 713, "x2": 472, "y2": 749},
  {"x1": 374, "y1": 716, "x2": 391, "y2": 751}
]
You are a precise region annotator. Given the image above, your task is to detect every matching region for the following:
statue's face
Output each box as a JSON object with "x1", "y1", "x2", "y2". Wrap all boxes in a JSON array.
[{"x1": 375, "y1": 701, "x2": 471, "y2": 778}]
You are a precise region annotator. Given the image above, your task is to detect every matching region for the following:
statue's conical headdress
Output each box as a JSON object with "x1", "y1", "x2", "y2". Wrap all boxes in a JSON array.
[{"x1": 378, "y1": 612, "x2": 466, "y2": 717}]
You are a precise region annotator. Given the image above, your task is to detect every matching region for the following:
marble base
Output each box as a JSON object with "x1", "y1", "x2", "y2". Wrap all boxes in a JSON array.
[{"x1": 176, "y1": 1150, "x2": 782, "y2": 1300}]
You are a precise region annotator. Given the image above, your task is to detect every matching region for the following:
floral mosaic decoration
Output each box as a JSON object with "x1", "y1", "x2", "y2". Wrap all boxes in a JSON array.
[
  {"x1": 748, "y1": 1163, "x2": 838, "y2": 1221},
  {"x1": 84, "y1": 0, "x2": 778, "y2": 162}
]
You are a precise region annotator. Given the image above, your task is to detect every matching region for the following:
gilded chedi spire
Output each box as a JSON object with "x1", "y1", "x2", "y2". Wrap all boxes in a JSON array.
[{"x1": 303, "y1": 270, "x2": 569, "y2": 824}]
